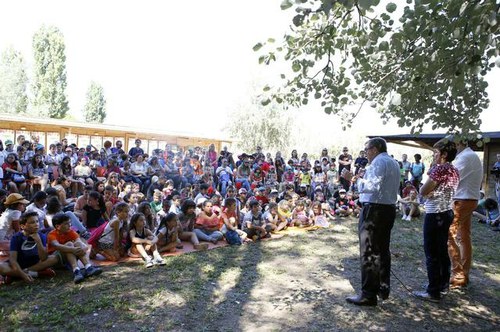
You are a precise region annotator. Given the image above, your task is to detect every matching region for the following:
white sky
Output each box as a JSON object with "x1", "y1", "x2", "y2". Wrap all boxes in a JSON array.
[{"x1": 0, "y1": 0, "x2": 498, "y2": 145}]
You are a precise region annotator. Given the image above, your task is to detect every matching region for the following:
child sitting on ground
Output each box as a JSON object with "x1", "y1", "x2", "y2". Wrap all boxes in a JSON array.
[
  {"x1": 2, "y1": 212, "x2": 59, "y2": 284},
  {"x1": 473, "y1": 198, "x2": 500, "y2": 231},
  {"x1": 263, "y1": 202, "x2": 287, "y2": 232},
  {"x1": 220, "y1": 198, "x2": 247, "y2": 244},
  {"x1": 95, "y1": 202, "x2": 129, "y2": 262},
  {"x1": 310, "y1": 201, "x2": 330, "y2": 228},
  {"x1": 291, "y1": 200, "x2": 312, "y2": 227},
  {"x1": 128, "y1": 213, "x2": 165, "y2": 267},
  {"x1": 47, "y1": 213, "x2": 102, "y2": 284},
  {"x1": 334, "y1": 189, "x2": 353, "y2": 217},
  {"x1": 155, "y1": 212, "x2": 181, "y2": 253},
  {"x1": 398, "y1": 189, "x2": 421, "y2": 221},
  {"x1": 277, "y1": 199, "x2": 292, "y2": 228}
]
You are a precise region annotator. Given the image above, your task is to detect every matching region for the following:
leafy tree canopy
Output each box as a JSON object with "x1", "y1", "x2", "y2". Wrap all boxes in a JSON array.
[
  {"x1": 83, "y1": 82, "x2": 107, "y2": 123},
  {"x1": 32, "y1": 25, "x2": 69, "y2": 119},
  {"x1": 226, "y1": 97, "x2": 294, "y2": 154},
  {"x1": 0, "y1": 47, "x2": 28, "y2": 114},
  {"x1": 256, "y1": 0, "x2": 500, "y2": 136}
]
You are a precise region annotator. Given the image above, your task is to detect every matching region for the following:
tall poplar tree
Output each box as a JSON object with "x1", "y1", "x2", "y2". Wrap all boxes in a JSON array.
[
  {"x1": 82, "y1": 81, "x2": 107, "y2": 123},
  {"x1": 32, "y1": 25, "x2": 69, "y2": 118}
]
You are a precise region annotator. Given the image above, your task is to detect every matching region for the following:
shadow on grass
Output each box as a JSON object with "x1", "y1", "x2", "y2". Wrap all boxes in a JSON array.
[{"x1": 0, "y1": 217, "x2": 498, "y2": 331}]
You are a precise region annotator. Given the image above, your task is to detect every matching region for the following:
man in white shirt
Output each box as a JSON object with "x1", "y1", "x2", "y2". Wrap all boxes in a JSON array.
[
  {"x1": 344, "y1": 137, "x2": 400, "y2": 306},
  {"x1": 448, "y1": 138, "x2": 483, "y2": 289}
]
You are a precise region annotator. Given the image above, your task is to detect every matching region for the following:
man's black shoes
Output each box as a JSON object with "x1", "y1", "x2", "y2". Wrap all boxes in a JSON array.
[
  {"x1": 346, "y1": 295, "x2": 377, "y2": 306},
  {"x1": 378, "y1": 287, "x2": 390, "y2": 300}
]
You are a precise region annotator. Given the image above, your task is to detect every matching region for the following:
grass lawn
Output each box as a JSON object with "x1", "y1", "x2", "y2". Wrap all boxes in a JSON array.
[{"x1": 1, "y1": 215, "x2": 499, "y2": 331}]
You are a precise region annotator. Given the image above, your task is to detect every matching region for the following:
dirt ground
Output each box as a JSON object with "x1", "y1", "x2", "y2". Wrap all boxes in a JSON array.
[{"x1": 1, "y1": 216, "x2": 499, "y2": 331}]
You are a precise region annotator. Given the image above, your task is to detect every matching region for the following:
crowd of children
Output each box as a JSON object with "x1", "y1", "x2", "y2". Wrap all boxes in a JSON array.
[{"x1": 1, "y1": 137, "x2": 491, "y2": 286}]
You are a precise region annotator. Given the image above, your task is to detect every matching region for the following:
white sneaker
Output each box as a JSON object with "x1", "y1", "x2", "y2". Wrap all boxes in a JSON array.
[
  {"x1": 154, "y1": 257, "x2": 166, "y2": 266},
  {"x1": 145, "y1": 257, "x2": 154, "y2": 268}
]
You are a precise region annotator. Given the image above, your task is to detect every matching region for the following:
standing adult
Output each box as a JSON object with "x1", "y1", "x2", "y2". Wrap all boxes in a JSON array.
[
  {"x1": 344, "y1": 137, "x2": 400, "y2": 306},
  {"x1": 128, "y1": 139, "x2": 144, "y2": 159},
  {"x1": 400, "y1": 154, "x2": 412, "y2": 182},
  {"x1": 412, "y1": 138, "x2": 459, "y2": 302},
  {"x1": 448, "y1": 137, "x2": 483, "y2": 289},
  {"x1": 338, "y1": 147, "x2": 353, "y2": 191}
]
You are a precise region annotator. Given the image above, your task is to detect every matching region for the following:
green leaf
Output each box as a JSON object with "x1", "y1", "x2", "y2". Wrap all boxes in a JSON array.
[
  {"x1": 261, "y1": 98, "x2": 271, "y2": 106},
  {"x1": 379, "y1": 41, "x2": 389, "y2": 51},
  {"x1": 386, "y1": 2, "x2": 397, "y2": 13},
  {"x1": 357, "y1": 0, "x2": 373, "y2": 11},
  {"x1": 253, "y1": 43, "x2": 264, "y2": 52},
  {"x1": 267, "y1": 38, "x2": 275, "y2": 43},
  {"x1": 280, "y1": 0, "x2": 293, "y2": 10},
  {"x1": 292, "y1": 63, "x2": 301, "y2": 72},
  {"x1": 263, "y1": 85, "x2": 271, "y2": 92}
]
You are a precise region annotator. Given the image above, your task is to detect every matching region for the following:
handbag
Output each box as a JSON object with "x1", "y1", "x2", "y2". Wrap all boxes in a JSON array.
[{"x1": 12, "y1": 174, "x2": 26, "y2": 183}]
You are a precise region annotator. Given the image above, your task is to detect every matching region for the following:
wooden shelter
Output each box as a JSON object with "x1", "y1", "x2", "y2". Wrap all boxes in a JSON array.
[{"x1": 0, "y1": 114, "x2": 231, "y2": 154}]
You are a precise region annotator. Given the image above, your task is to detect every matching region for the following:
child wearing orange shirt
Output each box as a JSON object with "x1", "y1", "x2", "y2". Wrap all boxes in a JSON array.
[{"x1": 47, "y1": 213, "x2": 102, "y2": 284}]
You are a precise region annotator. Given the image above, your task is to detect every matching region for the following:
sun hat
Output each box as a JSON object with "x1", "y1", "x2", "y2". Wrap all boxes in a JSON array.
[
  {"x1": 5, "y1": 139, "x2": 13, "y2": 145},
  {"x1": 5, "y1": 193, "x2": 29, "y2": 206}
]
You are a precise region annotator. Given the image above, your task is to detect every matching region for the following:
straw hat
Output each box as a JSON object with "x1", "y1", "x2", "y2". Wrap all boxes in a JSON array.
[{"x1": 5, "y1": 193, "x2": 29, "y2": 206}]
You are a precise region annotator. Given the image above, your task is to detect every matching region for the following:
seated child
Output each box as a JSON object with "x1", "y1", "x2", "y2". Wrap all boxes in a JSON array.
[
  {"x1": 194, "y1": 200, "x2": 224, "y2": 244},
  {"x1": 95, "y1": 202, "x2": 129, "y2": 262},
  {"x1": 177, "y1": 199, "x2": 209, "y2": 250},
  {"x1": 243, "y1": 200, "x2": 270, "y2": 241},
  {"x1": 473, "y1": 198, "x2": 500, "y2": 230},
  {"x1": 2, "y1": 212, "x2": 58, "y2": 284},
  {"x1": 398, "y1": 190, "x2": 421, "y2": 221},
  {"x1": 310, "y1": 201, "x2": 330, "y2": 228},
  {"x1": 263, "y1": 202, "x2": 287, "y2": 232},
  {"x1": 129, "y1": 213, "x2": 165, "y2": 267},
  {"x1": 291, "y1": 200, "x2": 312, "y2": 227},
  {"x1": 220, "y1": 198, "x2": 247, "y2": 244},
  {"x1": 334, "y1": 189, "x2": 353, "y2": 217},
  {"x1": 277, "y1": 199, "x2": 292, "y2": 228},
  {"x1": 155, "y1": 212, "x2": 182, "y2": 253},
  {"x1": 47, "y1": 213, "x2": 102, "y2": 284}
]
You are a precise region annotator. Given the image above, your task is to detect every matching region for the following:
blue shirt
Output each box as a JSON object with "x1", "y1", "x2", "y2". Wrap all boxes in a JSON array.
[
  {"x1": 357, "y1": 152, "x2": 400, "y2": 205},
  {"x1": 9, "y1": 231, "x2": 47, "y2": 269}
]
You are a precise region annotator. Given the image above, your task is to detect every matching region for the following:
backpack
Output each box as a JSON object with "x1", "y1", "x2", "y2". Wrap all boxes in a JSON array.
[
  {"x1": 225, "y1": 230, "x2": 242, "y2": 245},
  {"x1": 87, "y1": 221, "x2": 110, "y2": 247},
  {"x1": 411, "y1": 162, "x2": 424, "y2": 177}
]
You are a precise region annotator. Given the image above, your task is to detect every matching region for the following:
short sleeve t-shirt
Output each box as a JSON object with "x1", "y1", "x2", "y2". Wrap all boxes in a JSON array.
[
  {"x1": 196, "y1": 213, "x2": 220, "y2": 229},
  {"x1": 83, "y1": 205, "x2": 106, "y2": 229},
  {"x1": 243, "y1": 211, "x2": 264, "y2": 230},
  {"x1": 47, "y1": 229, "x2": 79, "y2": 254},
  {"x1": 9, "y1": 231, "x2": 47, "y2": 269},
  {"x1": 157, "y1": 226, "x2": 177, "y2": 244}
]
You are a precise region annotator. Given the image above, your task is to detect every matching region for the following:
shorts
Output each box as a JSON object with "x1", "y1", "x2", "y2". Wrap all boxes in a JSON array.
[
  {"x1": 52, "y1": 250, "x2": 72, "y2": 270},
  {"x1": 97, "y1": 241, "x2": 114, "y2": 250}
]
